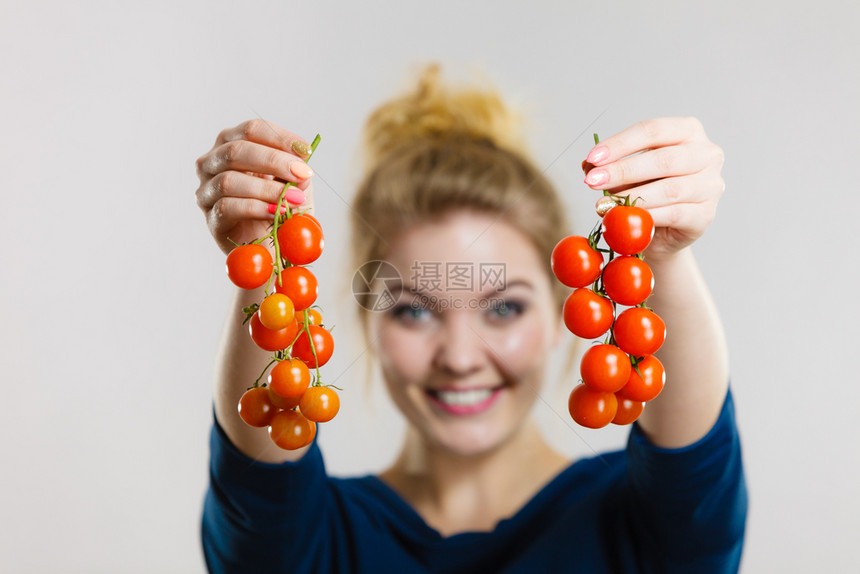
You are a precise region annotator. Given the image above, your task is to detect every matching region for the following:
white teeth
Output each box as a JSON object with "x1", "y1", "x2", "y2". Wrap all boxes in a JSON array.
[{"x1": 435, "y1": 388, "x2": 493, "y2": 406}]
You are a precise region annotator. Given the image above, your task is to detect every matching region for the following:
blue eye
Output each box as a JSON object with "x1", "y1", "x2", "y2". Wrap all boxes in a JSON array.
[
  {"x1": 489, "y1": 300, "x2": 526, "y2": 321},
  {"x1": 392, "y1": 303, "x2": 431, "y2": 323}
]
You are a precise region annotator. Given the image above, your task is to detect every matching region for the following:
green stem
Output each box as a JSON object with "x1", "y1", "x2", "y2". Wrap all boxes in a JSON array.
[
  {"x1": 253, "y1": 358, "x2": 278, "y2": 388},
  {"x1": 593, "y1": 133, "x2": 612, "y2": 197},
  {"x1": 271, "y1": 134, "x2": 322, "y2": 279}
]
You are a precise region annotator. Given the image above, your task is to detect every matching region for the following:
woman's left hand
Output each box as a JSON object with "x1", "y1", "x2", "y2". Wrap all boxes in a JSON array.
[{"x1": 582, "y1": 117, "x2": 725, "y2": 260}]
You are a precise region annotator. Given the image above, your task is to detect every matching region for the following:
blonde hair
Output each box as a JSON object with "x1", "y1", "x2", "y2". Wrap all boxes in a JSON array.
[{"x1": 350, "y1": 63, "x2": 571, "y2": 344}]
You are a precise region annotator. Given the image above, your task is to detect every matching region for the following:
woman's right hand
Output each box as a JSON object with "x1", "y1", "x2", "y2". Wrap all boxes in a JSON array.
[{"x1": 195, "y1": 119, "x2": 315, "y2": 254}]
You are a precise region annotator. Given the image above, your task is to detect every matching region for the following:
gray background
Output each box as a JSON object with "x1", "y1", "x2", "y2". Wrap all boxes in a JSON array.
[{"x1": 1, "y1": 1, "x2": 857, "y2": 572}]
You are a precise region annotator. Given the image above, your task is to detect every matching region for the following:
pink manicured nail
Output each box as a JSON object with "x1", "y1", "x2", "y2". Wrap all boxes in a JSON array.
[
  {"x1": 585, "y1": 169, "x2": 609, "y2": 187},
  {"x1": 267, "y1": 203, "x2": 288, "y2": 215},
  {"x1": 267, "y1": 191, "x2": 306, "y2": 215},
  {"x1": 286, "y1": 189, "x2": 307, "y2": 204},
  {"x1": 289, "y1": 161, "x2": 313, "y2": 179},
  {"x1": 587, "y1": 146, "x2": 609, "y2": 165}
]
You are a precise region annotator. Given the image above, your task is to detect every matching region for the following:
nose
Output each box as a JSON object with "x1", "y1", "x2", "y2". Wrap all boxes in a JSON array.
[{"x1": 432, "y1": 312, "x2": 487, "y2": 375}]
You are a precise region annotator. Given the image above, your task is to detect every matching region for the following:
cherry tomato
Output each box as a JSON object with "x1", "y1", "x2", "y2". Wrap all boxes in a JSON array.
[
  {"x1": 618, "y1": 355, "x2": 665, "y2": 401},
  {"x1": 568, "y1": 383, "x2": 618, "y2": 429},
  {"x1": 601, "y1": 256, "x2": 654, "y2": 306},
  {"x1": 304, "y1": 418, "x2": 317, "y2": 445},
  {"x1": 613, "y1": 308, "x2": 666, "y2": 357},
  {"x1": 268, "y1": 358, "x2": 311, "y2": 398},
  {"x1": 302, "y1": 213, "x2": 322, "y2": 230},
  {"x1": 300, "y1": 386, "x2": 340, "y2": 423},
  {"x1": 580, "y1": 344, "x2": 631, "y2": 392},
  {"x1": 292, "y1": 325, "x2": 334, "y2": 368},
  {"x1": 551, "y1": 236, "x2": 604, "y2": 288},
  {"x1": 277, "y1": 214, "x2": 324, "y2": 265},
  {"x1": 226, "y1": 244, "x2": 273, "y2": 290},
  {"x1": 267, "y1": 386, "x2": 301, "y2": 410},
  {"x1": 274, "y1": 266, "x2": 318, "y2": 311},
  {"x1": 237, "y1": 387, "x2": 278, "y2": 427},
  {"x1": 249, "y1": 314, "x2": 299, "y2": 352},
  {"x1": 258, "y1": 293, "x2": 295, "y2": 330},
  {"x1": 563, "y1": 288, "x2": 614, "y2": 339},
  {"x1": 602, "y1": 205, "x2": 655, "y2": 255},
  {"x1": 269, "y1": 410, "x2": 315, "y2": 450},
  {"x1": 300, "y1": 308, "x2": 323, "y2": 326},
  {"x1": 612, "y1": 396, "x2": 644, "y2": 425}
]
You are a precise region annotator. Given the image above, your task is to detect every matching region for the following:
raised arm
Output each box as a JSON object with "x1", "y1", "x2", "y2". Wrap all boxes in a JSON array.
[
  {"x1": 583, "y1": 117, "x2": 728, "y2": 448},
  {"x1": 195, "y1": 118, "x2": 316, "y2": 463}
]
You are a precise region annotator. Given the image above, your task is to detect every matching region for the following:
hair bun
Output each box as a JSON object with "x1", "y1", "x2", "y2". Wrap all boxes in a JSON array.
[{"x1": 362, "y1": 63, "x2": 527, "y2": 173}]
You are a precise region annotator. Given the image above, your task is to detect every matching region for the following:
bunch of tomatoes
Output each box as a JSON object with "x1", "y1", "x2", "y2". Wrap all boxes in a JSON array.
[
  {"x1": 551, "y1": 140, "x2": 666, "y2": 429},
  {"x1": 224, "y1": 135, "x2": 339, "y2": 450}
]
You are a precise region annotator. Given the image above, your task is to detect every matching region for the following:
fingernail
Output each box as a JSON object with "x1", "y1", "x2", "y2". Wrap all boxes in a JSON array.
[
  {"x1": 585, "y1": 169, "x2": 609, "y2": 187},
  {"x1": 291, "y1": 140, "x2": 312, "y2": 157},
  {"x1": 289, "y1": 161, "x2": 313, "y2": 179},
  {"x1": 595, "y1": 196, "x2": 617, "y2": 216},
  {"x1": 286, "y1": 189, "x2": 307, "y2": 204},
  {"x1": 587, "y1": 146, "x2": 609, "y2": 165},
  {"x1": 267, "y1": 191, "x2": 306, "y2": 215}
]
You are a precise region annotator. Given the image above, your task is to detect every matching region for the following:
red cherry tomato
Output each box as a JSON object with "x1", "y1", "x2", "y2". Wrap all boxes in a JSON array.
[
  {"x1": 602, "y1": 205, "x2": 655, "y2": 255},
  {"x1": 268, "y1": 410, "x2": 315, "y2": 450},
  {"x1": 551, "y1": 236, "x2": 604, "y2": 288},
  {"x1": 274, "y1": 266, "x2": 318, "y2": 311},
  {"x1": 292, "y1": 325, "x2": 334, "y2": 368},
  {"x1": 568, "y1": 383, "x2": 618, "y2": 429},
  {"x1": 226, "y1": 244, "x2": 273, "y2": 290},
  {"x1": 237, "y1": 387, "x2": 278, "y2": 427},
  {"x1": 612, "y1": 396, "x2": 645, "y2": 425},
  {"x1": 613, "y1": 308, "x2": 666, "y2": 357},
  {"x1": 580, "y1": 344, "x2": 631, "y2": 392},
  {"x1": 302, "y1": 213, "x2": 322, "y2": 230},
  {"x1": 304, "y1": 418, "x2": 318, "y2": 444},
  {"x1": 618, "y1": 355, "x2": 665, "y2": 402},
  {"x1": 601, "y1": 256, "x2": 654, "y2": 306},
  {"x1": 563, "y1": 288, "x2": 614, "y2": 339},
  {"x1": 267, "y1": 386, "x2": 301, "y2": 410},
  {"x1": 300, "y1": 387, "x2": 340, "y2": 423},
  {"x1": 268, "y1": 358, "x2": 311, "y2": 398},
  {"x1": 277, "y1": 214, "x2": 324, "y2": 265},
  {"x1": 249, "y1": 314, "x2": 299, "y2": 352},
  {"x1": 258, "y1": 293, "x2": 295, "y2": 330}
]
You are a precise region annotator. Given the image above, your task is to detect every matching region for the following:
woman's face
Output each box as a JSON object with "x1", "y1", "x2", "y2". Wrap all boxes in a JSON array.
[{"x1": 367, "y1": 211, "x2": 563, "y2": 457}]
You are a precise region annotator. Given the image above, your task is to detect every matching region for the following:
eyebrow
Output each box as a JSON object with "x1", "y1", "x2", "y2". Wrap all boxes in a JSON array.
[{"x1": 386, "y1": 279, "x2": 534, "y2": 300}]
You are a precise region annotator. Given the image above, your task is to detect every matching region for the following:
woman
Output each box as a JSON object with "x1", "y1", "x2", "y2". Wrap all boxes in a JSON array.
[{"x1": 195, "y1": 64, "x2": 746, "y2": 573}]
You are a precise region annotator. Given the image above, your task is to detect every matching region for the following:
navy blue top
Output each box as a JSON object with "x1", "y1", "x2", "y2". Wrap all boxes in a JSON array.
[{"x1": 202, "y1": 389, "x2": 746, "y2": 573}]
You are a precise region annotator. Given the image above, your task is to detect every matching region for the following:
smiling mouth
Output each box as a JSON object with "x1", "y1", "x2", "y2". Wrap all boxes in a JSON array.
[{"x1": 425, "y1": 385, "x2": 505, "y2": 415}]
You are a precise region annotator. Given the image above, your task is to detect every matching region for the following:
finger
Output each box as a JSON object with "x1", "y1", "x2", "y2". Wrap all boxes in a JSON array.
[
  {"x1": 245, "y1": 171, "x2": 275, "y2": 180},
  {"x1": 197, "y1": 171, "x2": 307, "y2": 210},
  {"x1": 645, "y1": 200, "x2": 717, "y2": 235},
  {"x1": 291, "y1": 179, "x2": 315, "y2": 217},
  {"x1": 208, "y1": 196, "x2": 278, "y2": 231},
  {"x1": 206, "y1": 197, "x2": 272, "y2": 229},
  {"x1": 275, "y1": 179, "x2": 315, "y2": 217},
  {"x1": 216, "y1": 118, "x2": 312, "y2": 157},
  {"x1": 198, "y1": 139, "x2": 313, "y2": 184},
  {"x1": 622, "y1": 173, "x2": 724, "y2": 210},
  {"x1": 585, "y1": 117, "x2": 706, "y2": 166},
  {"x1": 271, "y1": 174, "x2": 312, "y2": 191},
  {"x1": 595, "y1": 182, "x2": 651, "y2": 212},
  {"x1": 584, "y1": 143, "x2": 714, "y2": 191}
]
